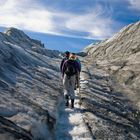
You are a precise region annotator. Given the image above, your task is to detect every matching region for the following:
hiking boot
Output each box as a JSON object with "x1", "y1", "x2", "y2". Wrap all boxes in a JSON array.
[
  {"x1": 76, "y1": 85, "x2": 79, "y2": 88},
  {"x1": 65, "y1": 95, "x2": 69, "y2": 107},
  {"x1": 71, "y1": 99, "x2": 74, "y2": 108},
  {"x1": 65, "y1": 101, "x2": 69, "y2": 107}
]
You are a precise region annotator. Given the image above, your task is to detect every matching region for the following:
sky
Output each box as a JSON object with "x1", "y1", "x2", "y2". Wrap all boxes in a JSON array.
[{"x1": 0, "y1": 0, "x2": 139, "y2": 52}]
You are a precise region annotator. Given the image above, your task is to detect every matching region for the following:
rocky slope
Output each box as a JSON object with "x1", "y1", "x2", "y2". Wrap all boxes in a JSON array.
[
  {"x1": 84, "y1": 21, "x2": 140, "y2": 109},
  {"x1": 80, "y1": 62, "x2": 140, "y2": 139},
  {"x1": 0, "y1": 28, "x2": 63, "y2": 140},
  {"x1": 79, "y1": 21, "x2": 140, "y2": 139}
]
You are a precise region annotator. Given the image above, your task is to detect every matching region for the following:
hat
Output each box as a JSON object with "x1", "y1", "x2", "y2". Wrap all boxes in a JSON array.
[{"x1": 65, "y1": 51, "x2": 70, "y2": 55}]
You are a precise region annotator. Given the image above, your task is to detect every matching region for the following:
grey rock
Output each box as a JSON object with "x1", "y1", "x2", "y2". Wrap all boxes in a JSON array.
[
  {"x1": 84, "y1": 21, "x2": 140, "y2": 109},
  {"x1": 0, "y1": 28, "x2": 63, "y2": 139},
  {"x1": 80, "y1": 21, "x2": 140, "y2": 139},
  {"x1": 76, "y1": 52, "x2": 87, "y2": 57}
]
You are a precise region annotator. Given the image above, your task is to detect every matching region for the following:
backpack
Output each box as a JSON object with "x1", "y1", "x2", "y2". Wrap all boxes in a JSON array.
[{"x1": 65, "y1": 61, "x2": 77, "y2": 76}]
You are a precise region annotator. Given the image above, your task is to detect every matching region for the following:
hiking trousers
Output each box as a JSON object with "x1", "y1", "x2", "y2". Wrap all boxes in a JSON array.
[{"x1": 63, "y1": 74, "x2": 76, "y2": 100}]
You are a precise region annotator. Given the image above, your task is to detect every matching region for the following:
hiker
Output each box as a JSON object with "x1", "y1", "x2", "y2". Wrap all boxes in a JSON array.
[
  {"x1": 62, "y1": 53, "x2": 80, "y2": 108},
  {"x1": 60, "y1": 51, "x2": 70, "y2": 74},
  {"x1": 71, "y1": 53, "x2": 81, "y2": 89}
]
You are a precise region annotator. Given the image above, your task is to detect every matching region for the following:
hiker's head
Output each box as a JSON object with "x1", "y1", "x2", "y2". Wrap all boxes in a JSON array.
[
  {"x1": 71, "y1": 53, "x2": 76, "y2": 56},
  {"x1": 65, "y1": 51, "x2": 70, "y2": 58},
  {"x1": 69, "y1": 53, "x2": 76, "y2": 60}
]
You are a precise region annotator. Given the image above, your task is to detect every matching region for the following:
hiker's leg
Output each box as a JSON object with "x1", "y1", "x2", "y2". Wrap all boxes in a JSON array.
[
  {"x1": 69, "y1": 75, "x2": 75, "y2": 99},
  {"x1": 71, "y1": 99, "x2": 74, "y2": 108},
  {"x1": 63, "y1": 75, "x2": 70, "y2": 106},
  {"x1": 65, "y1": 94, "x2": 69, "y2": 107},
  {"x1": 63, "y1": 74, "x2": 69, "y2": 94},
  {"x1": 69, "y1": 75, "x2": 76, "y2": 108}
]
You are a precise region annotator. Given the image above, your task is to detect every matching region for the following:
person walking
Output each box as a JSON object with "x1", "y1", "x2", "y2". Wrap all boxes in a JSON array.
[
  {"x1": 62, "y1": 53, "x2": 80, "y2": 108},
  {"x1": 71, "y1": 53, "x2": 81, "y2": 89},
  {"x1": 60, "y1": 51, "x2": 70, "y2": 74}
]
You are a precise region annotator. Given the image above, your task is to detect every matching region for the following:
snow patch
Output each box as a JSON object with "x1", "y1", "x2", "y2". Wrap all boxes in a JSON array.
[
  {"x1": 55, "y1": 92, "x2": 92, "y2": 140},
  {"x1": 80, "y1": 80, "x2": 89, "y2": 84}
]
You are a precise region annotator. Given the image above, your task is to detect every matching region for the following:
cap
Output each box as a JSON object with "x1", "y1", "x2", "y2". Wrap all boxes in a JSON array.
[{"x1": 65, "y1": 51, "x2": 70, "y2": 55}]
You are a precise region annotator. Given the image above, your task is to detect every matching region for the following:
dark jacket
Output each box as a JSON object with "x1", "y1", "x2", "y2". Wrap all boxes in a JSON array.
[
  {"x1": 60, "y1": 57, "x2": 69, "y2": 73},
  {"x1": 62, "y1": 59, "x2": 80, "y2": 77}
]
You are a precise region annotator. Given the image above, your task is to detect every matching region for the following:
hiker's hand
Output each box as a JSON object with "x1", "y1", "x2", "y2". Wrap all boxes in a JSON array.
[{"x1": 61, "y1": 75, "x2": 63, "y2": 80}]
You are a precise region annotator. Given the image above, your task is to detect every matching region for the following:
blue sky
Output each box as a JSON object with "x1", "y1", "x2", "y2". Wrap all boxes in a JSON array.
[{"x1": 0, "y1": 0, "x2": 139, "y2": 52}]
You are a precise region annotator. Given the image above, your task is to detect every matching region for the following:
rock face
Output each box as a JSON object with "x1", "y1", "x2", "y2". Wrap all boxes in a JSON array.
[
  {"x1": 78, "y1": 21, "x2": 140, "y2": 139},
  {"x1": 0, "y1": 28, "x2": 63, "y2": 140},
  {"x1": 80, "y1": 63, "x2": 140, "y2": 139},
  {"x1": 84, "y1": 21, "x2": 140, "y2": 109}
]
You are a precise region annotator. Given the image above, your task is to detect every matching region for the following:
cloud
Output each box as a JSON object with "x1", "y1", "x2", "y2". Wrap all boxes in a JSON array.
[
  {"x1": 0, "y1": 0, "x2": 119, "y2": 40},
  {"x1": 0, "y1": 0, "x2": 55, "y2": 33},
  {"x1": 128, "y1": 0, "x2": 140, "y2": 10},
  {"x1": 65, "y1": 5, "x2": 117, "y2": 39},
  {"x1": 66, "y1": 13, "x2": 114, "y2": 39}
]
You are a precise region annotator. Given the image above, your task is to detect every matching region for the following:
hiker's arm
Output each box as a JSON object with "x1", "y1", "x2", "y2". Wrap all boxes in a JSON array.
[
  {"x1": 60, "y1": 59, "x2": 64, "y2": 73},
  {"x1": 62, "y1": 62, "x2": 66, "y2": 78},
  {"x1": 76, "y1": 61, "x2": 81, "y2": 72}
]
